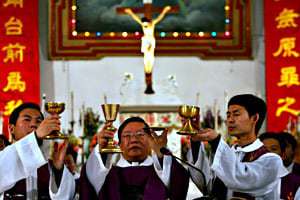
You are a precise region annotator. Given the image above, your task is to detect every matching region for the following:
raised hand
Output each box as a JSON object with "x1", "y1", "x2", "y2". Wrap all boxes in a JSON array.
[
  {"x1": 36, "y1": 114, "x2": 61, "y2": 139},
  {"x1": 146, "y1": 128, "x2": 168, "y2": 158},
  {"x1": 97, "y1": 122, "x2": 116, "y2": 149},
  {"x1": 52, "y1": 140, "x2": 69, "y2": 170},
  {"x1": 191, "y1": 128, "x2": 219, "y2": 142}
]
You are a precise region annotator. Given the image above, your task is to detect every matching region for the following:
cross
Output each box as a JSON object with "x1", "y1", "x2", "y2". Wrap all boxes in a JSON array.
[
  {"x1": 116, "y1": 1, "x2": 179, "y2": 94},
  {"x1": 116, "y1": 1, "x2": 179, "y2": 21}
]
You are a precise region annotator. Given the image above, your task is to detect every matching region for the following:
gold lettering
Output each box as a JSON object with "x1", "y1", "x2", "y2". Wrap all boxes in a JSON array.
[
  {"x1": 5, "y1": 17, "x2": 23, "y2": 35},
  {"x1": 2, "y1": 43, "x2": 26, "y2": 63}
]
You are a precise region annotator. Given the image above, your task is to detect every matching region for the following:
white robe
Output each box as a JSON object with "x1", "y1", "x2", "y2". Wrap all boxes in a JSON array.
[
  {"x1": 295, "y1": 188, "x2": 300, "y2": 200},
  {"x1": 190, "y1": 138, "x2": 288, "y2": 200},
  {"x1": 86, "y1": 144, "x2": 172, "y2": 194},
  {"x1": 0, "y1": 132, "x2": 75, "y2": 200}
]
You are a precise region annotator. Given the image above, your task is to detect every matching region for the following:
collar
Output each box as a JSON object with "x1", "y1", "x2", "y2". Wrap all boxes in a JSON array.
[
  {"x1": 286, "y1": 162, "x2": 294, "y2": 173},
  {"x1": 116, "y1": 155, "x2": 153, "y2": 167},
  {"x1": 233, "y1": 139, "x2": 263, "y2": 153}
]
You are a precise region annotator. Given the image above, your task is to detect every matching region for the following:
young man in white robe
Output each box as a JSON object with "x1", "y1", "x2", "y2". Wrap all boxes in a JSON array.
[
  {"x1": 188, "y1": 94, "x2": 288, "y2": 199},
  {"x1": 0, "y1": 103, "x2": 75, "y2": 200}
]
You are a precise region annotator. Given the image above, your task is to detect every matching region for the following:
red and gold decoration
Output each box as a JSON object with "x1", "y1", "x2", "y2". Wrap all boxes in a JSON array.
[
  {"x1": 0, "y1": 0, "x2": 40, "y2": 138},
  {"x1": 49, "y1": 0, "x2": 251, "y2": 60},
  {"x1": 265, "y1": 0, "x2": 300, "y2": 132}
]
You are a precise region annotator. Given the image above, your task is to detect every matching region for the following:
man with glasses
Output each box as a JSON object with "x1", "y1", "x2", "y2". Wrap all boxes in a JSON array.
[{"x1": 80, "y1": 116, "x2": 189, "y2": 200}]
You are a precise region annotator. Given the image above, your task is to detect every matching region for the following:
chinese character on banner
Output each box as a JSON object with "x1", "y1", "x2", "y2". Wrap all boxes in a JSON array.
[
  {"x1": 3, "y1": 100, "x2": 23, "y2": 116},
  {"x1": 277, "y1": 66, "x2": 300, "y2": 87},
  {"x1": 5, "y1": 17, "x2": 23, "y2": 35},
  {"x1": 3, "y1": 72, "x2": 26, "y2": 92},
  {"x1": 276, "y1": 97, "x2": 300, "y2": 117},
  {"x1": 3, "y1": 0, "x2": 23, "y2": 8},
  {"x1": 275, "y1": 8, "x2": 299, "y2": 29},
  {"x1": 273, "y1": 37, "x2": 299, "y2": 57},
  {"x1": 2, "y1": 43, "x2": 26, "y2": 63}
]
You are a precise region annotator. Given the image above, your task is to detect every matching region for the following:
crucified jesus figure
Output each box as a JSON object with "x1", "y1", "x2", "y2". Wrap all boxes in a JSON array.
[{"x1": 125, "y1": 6, "x2": 171, "y2": 93}]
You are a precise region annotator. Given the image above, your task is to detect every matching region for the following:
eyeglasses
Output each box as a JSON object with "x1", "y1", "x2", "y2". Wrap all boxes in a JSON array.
[{"x1": 122, "y1": 130, "x2": 146, "y2": 140}]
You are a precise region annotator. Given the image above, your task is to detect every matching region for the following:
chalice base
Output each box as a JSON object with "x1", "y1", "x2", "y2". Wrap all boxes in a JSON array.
[
  {"x1": 100, "y1": 144, "x2": 123, "y2": 153},
  {"x1": 177, "y1": 130, "x2": 198, "y2": 135},
  {"x1": 44, "y1": 131, "x2": 69, "y2": 140}
]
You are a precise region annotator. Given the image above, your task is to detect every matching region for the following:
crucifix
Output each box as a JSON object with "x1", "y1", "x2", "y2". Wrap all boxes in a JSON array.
[{"x1": 117, "y1": 0, "x2": 179, "y2": 94}]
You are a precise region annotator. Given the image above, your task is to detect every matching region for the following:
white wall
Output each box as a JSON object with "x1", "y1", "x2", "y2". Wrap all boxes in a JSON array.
[{"x1": 39, "y1": 1, "x2": 265, "y2": 135}]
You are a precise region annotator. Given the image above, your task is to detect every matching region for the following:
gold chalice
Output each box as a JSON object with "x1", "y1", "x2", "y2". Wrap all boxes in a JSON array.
[
  {"x1": 101, "y1": 104, "x2": 122, "y2": 153},
  {"x1": 44, "y1": 102, "x2": 68, "y2": 139},
  {"x1": 177, "y1": 105, "x2": 200, "y2": 135}
]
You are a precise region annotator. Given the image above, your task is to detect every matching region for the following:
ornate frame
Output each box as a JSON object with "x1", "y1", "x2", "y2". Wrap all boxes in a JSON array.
[{"x1": 49, "y1": 0, "x2": 252, "y2": 60}]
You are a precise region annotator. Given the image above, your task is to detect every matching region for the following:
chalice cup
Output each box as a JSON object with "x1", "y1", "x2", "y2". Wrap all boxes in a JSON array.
[
  {"x1": 44, "y1": 102, "x2": 68, "y2": 139},
  {"x1": 101, "y1": 104, "x2": 122, "y2": 153},
  {"x1": 177, "y1": 105, "x2": 200, "y2": 135}
]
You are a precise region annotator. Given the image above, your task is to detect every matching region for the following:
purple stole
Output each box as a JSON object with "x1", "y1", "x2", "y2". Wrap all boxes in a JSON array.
[
  {"x1": 79, "y1": 158, "x2": 189, "y2": 200},
  {"x1": 3, "y1": 163, "x2": 50, "y2": 200},
  {"x1": 211, "y1": 145, "x2": 269, "y2": 200},
  {"x1": 281, "y1": 163, "x2": 300, "y2": 200}
]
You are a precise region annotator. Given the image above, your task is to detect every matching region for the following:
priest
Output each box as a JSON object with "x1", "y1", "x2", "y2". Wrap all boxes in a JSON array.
[
  {"x1": 0, "y1": 103, "x2": 75, "y2": 200},
  {"x1": 80, "y1": 116, "x2": 189, "y2": 200}
]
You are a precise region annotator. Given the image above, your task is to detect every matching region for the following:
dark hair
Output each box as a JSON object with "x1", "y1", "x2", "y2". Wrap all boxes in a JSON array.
[
  {"x1": 0, "y1": 135, "x2": 10, "y2": 146},
  {"x1": 228, "y1": 94, "x2": 266, "y2": 134},
  {"x1": 9, "y1": 102, "x2": 44, "y2": 125},
  {"x1": 118, "y1": 116, "x2": 149, "y2": 143},
  {"x1": 141, "y1": 17, "x2": 150, "y2": 23},
  {"x1": 280, "y1": 132, "x2": 297, "y2": 152},
  {"x1": 259, "y1": 132, "x2": 286, "y2": 152}
]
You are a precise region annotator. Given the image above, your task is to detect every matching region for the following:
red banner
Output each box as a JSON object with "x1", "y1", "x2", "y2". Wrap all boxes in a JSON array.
[
  {"x1": 265, "y1": 0, "x2": 300, "y2": 133},
  {"x1": 0, "y1": 0, "x2": 40, "y2": 138}
]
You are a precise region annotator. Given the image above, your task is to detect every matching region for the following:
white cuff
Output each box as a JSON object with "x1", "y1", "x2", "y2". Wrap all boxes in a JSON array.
[
  {"x1": 86, "y1": 144, "x2": 110, "y2": 193},
  {"x1": 15, "y1": 132, "x2": 46, "y2": 175},
  {"x1": 49, "y1": 165, "x2": 76, "y2": 200},
  {"x1": 153, "y1": 154, "x2": 172, "y2": 188}
]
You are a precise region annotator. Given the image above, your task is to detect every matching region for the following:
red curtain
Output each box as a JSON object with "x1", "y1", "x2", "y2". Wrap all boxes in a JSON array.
[
  {"x1": 265, "y1": 0, "x2": 300, "y2": 132},
  {"x1": 0, "y1": 0, "x2": 40, "y2": 138}
]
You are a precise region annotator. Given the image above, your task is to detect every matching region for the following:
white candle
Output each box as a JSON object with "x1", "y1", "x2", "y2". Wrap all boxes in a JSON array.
[
  {"x1": 80, "y1": 104, "x2": 85, "y2": 136},
  {"x1": 104, "y1": 94, "x2": 108, "y2": 104},
  {"x1": 214, "y1": 99, "x2": 218, "y2": 131},
  {"x1": 224, "y1": 91, "x2": 229, "y2": 115},
  {"x1": 195, "y1": 92, "x2": 200, "y2": 106},
  {"x1": 70, "y1": 91, "x2": 74, "y2": 122},
  {"x1": 41, "y1": 93, "x2": 46, "y2": 115},
  {"x1": 0, "y1": 111, "x2": 3, "y2": 134}
]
